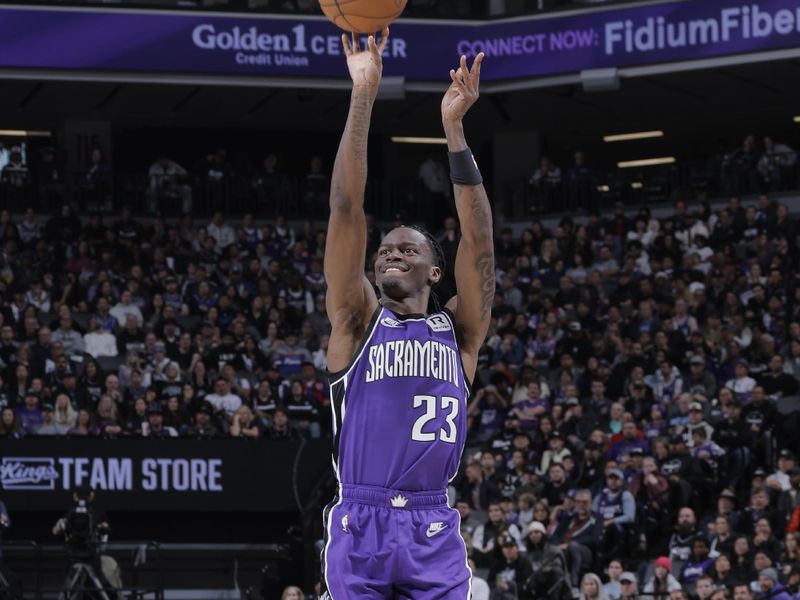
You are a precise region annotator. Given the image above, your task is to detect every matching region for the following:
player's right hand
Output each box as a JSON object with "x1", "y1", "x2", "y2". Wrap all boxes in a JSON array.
[{"x1": 342, "y1": 28, "x2": 390, "y2": 93}]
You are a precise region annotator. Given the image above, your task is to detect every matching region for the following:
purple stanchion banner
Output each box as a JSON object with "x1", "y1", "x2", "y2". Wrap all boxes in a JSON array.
[{"x1": 0, "y1": 1, "x2": 799, "y2": 81}]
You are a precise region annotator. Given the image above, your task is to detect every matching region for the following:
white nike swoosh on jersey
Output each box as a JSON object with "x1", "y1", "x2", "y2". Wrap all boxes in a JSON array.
[{"x1": 426, "y1": 524, "x2": 448, "y2": 538}]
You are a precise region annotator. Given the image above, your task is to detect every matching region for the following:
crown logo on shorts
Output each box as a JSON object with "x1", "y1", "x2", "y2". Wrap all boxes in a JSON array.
[{"x1": 390, "y1": 494, "x2": 409, "y2": 508}]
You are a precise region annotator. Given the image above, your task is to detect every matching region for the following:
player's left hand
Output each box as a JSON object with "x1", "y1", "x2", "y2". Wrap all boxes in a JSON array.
[{"x1": 441, "y1": 53, "x2": 484, "y2": 123}]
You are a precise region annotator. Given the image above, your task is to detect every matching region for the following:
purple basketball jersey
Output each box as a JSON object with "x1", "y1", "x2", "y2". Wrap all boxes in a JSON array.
[{"x1": 329, "y1": 307, "x2": 469, "y2": 492}]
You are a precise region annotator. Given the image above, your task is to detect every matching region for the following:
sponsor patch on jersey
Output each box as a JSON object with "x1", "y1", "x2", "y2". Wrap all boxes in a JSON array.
[
  {"x1": 427, "y1": 314, "x2": 451, "y2": 332},
  {"x1": 381, "y1": 316, "x2": 404, "y2": 329}
]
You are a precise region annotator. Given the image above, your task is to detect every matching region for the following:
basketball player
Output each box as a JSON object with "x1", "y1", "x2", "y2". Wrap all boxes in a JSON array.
[{"x1": 320, "y1": 28, "x2": 493, "y2": 599}]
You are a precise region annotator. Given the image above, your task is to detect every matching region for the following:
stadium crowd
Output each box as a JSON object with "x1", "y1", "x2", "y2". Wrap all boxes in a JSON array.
[
  {"x1": 450, "y1": 194, "x2": 800, "y2": 599},
  {"x1": 0, "y1": 188, "x2": 799, "y2": 599}
]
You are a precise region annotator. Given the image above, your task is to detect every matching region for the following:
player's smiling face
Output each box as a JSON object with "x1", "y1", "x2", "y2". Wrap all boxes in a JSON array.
[{"x1": 375, "y1": 227, "x2": 440, "y2": 300}]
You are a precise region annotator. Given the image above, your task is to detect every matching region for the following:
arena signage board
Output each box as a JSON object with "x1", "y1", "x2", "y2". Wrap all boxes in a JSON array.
[
  {"x1": 0, "y1": 439, "x2": 330, "y2": 512},
  {"x1": 1, "y1": 1, "x2": 800, "y2": 82}
]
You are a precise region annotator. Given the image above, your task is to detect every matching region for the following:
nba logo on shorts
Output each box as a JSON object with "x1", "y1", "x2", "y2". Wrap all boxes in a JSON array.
[{"x1": 426, "y1": 315, "x2": 451, "y2": 332}]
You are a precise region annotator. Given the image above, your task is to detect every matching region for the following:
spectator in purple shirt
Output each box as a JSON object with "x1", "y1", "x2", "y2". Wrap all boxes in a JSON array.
[
  {"x1": 15, "y1": 389, "x2": 43, "y2": 434},
  {"x1": 509, "y1": 382, "x2": 549, "y2": 430},
  {"x1": 607, "y1": 421, "x2": 649, "y2": 463}
]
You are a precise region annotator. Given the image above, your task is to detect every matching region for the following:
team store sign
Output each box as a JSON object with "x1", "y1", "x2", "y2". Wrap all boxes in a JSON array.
[
  {"x1": 0, "y1": 439, "x2": 325, "y2": 511},
  {"x1": 0, "y1": 456, "x2": 223, "y2": 493}
]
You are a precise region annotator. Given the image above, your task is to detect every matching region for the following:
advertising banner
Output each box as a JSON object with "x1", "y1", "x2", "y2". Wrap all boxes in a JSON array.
[
  {"x1": 0, "y1": 438, "x2": 330, "y2": 512},
  {"x1": 0, "y1": 1, "x2": 799, "y2": 82}
]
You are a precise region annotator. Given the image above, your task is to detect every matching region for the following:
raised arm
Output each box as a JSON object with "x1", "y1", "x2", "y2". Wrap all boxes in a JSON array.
[
  {"x1": 442, "y1": 54, "x2": 494, "y2": 382},
  {"x1": 324, "y1": 31, "x2": 387, "y2": 372}
]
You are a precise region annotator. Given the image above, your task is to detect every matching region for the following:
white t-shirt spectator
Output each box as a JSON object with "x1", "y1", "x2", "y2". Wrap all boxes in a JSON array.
[
  {"x1": 207, "y1": 222, "x2": 236, "y2": 249},
  {"x1": 205, "y1": 392, "x2": 242, "y2": 416},
  {"x1": 84, "y1": 330, "x2": 118, "y2": 358},
  {"x1": 766, "y1": 469, "x2": 791, "y2": 492},
  {"x1": 26, "y1": 289, "x2": 51, "y2": 313},
  {"x1": 110, "y1": 302, "x2": 144, "y2": 328},
  {"x1": 725, "y1": 376, "x2": 756, "y2": 401},
  {"x1": 471, "y1": 574, "x2": 490, "y2": 600}
]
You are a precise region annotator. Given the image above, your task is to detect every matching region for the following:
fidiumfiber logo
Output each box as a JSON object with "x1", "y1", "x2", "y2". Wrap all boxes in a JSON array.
[{"x1": 0, "y1": 457, "x2": 58, "y2": 490}]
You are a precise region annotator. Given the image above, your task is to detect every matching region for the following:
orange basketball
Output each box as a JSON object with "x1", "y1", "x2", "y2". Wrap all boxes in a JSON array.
[{"x1": 319, "y1": 0, "x2": 408, "y2": 34}]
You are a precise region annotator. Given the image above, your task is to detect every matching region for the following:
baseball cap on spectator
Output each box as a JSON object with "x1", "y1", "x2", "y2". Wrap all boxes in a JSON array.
[
  {"x1": 654, "y1": 556, "x2": 672, "y2": 573},
  {"x1": 483, "y1": 384, "x2": 499, "y2": 395},
  {"x1": 689, "y1": 402, "x2": 703, "y2": 412},
  {"x1": 630, "y1": 447, "x2": 644, "y2": 456},
  {"x1": 25, "y1": 388, "x2": 39, "y2": 398},
  {"x1": 753, "y1": 468, "x2": 767, "y2": 478},
  {"x1": 619, "y1": 572, "x2": 636, "y2": 584},
  {"x1": 527, "y1": 521, "x2": 547, "y2": 535},
  {"x1": 780, "y1": 449, "x2": 795, "y2": 460},
  {"x1": 41, "y1": 403, "x2": 54, "y2": 412},
  {"x1": 689, "y1": 282, "x2": 705, "y2": 294},
  {"x1": 608, "y1": 468, "x2": 624, "y2": 480},
  {"x1": 690, "y1": 355, "x2": 705, "y2": 365},
  {"x1": 566, "y1": 397, "x2": 579, "y2": 406},
  {"x1": 760, "y1": 568, "x2": 779, "y2": 585},
  {"x1": 523, "y1": 464, "x2": 538, "y2": 475},
  {"x1": 195, "y1": 402, "x2": 213, "y2": 415},
  {"x1": 717, "y1": 488, "x2": 738, "y2": 504},
  {"x1": 568, "y1": 322, "x2": 581, "y2": 332},
  {"x1": 147, "y1": 403, "x2": 163, "y2": 415}
]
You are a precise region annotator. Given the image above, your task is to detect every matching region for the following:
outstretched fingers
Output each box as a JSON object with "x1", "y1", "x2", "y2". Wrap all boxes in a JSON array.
[
  {"x1": 470, "y1": 52, "x2": 484, "y2": 87},
  {"x1": 449, "y1": 68, "x2": 469, "y2": 96},
  {"x1": 377, "y1": 27, "x2": 390, "y2": 54},
  {"x1": 367, "y1": 34, "x2": 379, "y2": 60},
  {"x1": 341, "y1": 33, "x2": 352, "y2": 56},
  {"x1": 459, "y1": 54, "x2": 470, "y2": 87}
]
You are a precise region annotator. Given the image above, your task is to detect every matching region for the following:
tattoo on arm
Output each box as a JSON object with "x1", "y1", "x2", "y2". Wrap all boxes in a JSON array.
[
  {"x1": 455, "y1": 184, "x2": 492, "y2": 221},
  {"x1": 474, "y1": 250, "x2": 494, "y2": 321},
  {"x1": 331, "y1": 88, "x2": 373, "y2": 207},
  {"x1": 349, "y1": 92, "x2": 371, "y2": 179}
]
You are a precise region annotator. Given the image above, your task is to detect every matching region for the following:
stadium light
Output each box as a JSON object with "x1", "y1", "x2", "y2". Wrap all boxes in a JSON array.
[
  {"x1": 390, "y1": 136, "x2": 448, "y2": 145},
  {"x1": 603, "y1": 130, "x2": 664, "y2": 143},
  {"x1": 794, "y1": 116, "x2": 800, "y2": 123},
  {"x1": 0, "y1": 129, "x2": 51, "y2": 137},
  {"x1": 631, "y1": 182, "x2": 643, "y2": 189},
  {"x1": 617, "y1": 157, "x2": 676, "y2": 168},
  {"x1": 597, "y1": 185, "x2": 610, "y2": 192}
]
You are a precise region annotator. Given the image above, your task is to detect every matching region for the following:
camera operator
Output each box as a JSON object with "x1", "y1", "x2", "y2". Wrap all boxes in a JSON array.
[{"x1": 52, "y1": 485, "x2": 122, "y2": 598}]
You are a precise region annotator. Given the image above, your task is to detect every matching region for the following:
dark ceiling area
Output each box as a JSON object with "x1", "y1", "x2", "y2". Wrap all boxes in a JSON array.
[{"x1": 0, "y1": 56, "x2": 798, "y2": 169}]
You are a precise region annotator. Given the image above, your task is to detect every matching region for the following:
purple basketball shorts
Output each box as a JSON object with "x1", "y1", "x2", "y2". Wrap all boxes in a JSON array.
[{"x1": 321, "y1": 484, "x2": 472, "y2": 599}]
